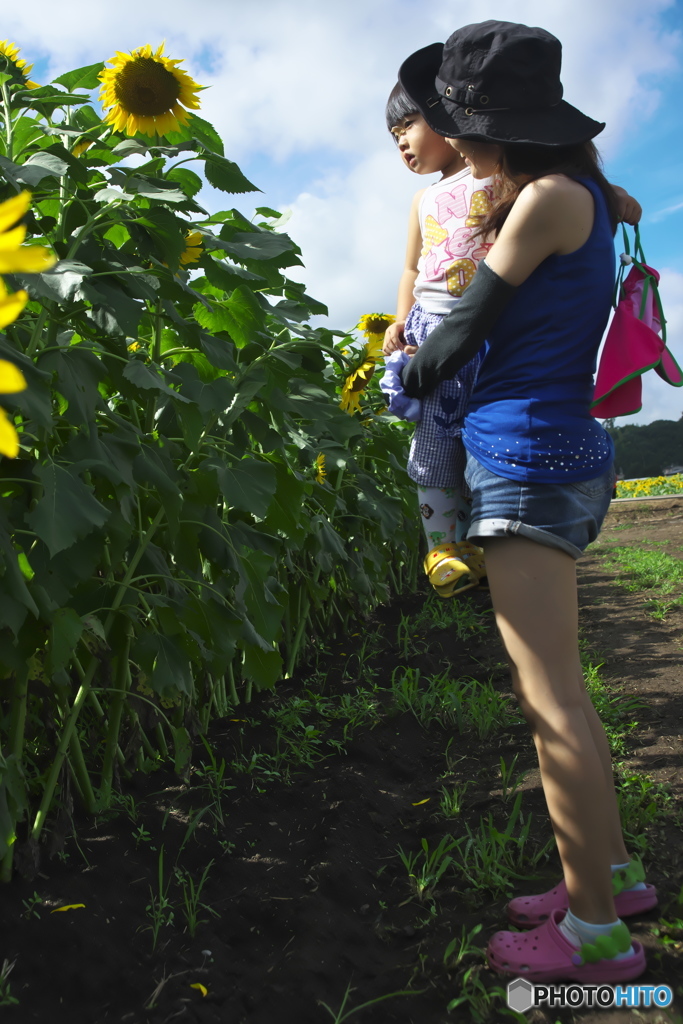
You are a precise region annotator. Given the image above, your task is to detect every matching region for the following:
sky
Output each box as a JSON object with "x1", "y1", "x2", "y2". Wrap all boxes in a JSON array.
[{"x1": 6, "y1": 0, "x2": 683, "y2": 425}]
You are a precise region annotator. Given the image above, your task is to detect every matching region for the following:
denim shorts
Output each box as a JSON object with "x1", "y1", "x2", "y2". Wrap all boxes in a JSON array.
[{"x1": 464, "y1": 454, "x2": 614, "y2": 559}]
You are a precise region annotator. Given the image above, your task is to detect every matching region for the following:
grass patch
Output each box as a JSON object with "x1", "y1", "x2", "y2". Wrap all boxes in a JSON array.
[{"x1": 601, "y1": 546, "x2": 683, "y2": 619}]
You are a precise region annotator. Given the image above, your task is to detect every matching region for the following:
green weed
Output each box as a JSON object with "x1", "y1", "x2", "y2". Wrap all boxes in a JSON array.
[
  {"x1": 174, "y1": 859, "x2": 219, "y2": 937},
  {"x1": 318, "y1": 981, "x2": 419, "y2": 1022},
  {"x1": 144, "y1": 847, "x2": 175, "y2": 951},
  {"x1": 0, "y1": 960, "x2": 19, "y2": 1008},
  {"x1": 439, "y1": 782, "x2": 469, "y2": 818},
  {"x1": 397, "y1": 834, "x2": 461, "y2": 901},
  {"x1": 498, "y1": 753, "x2": 529, "y2": 803},
  {"x1": 410, "y1": 593, "x2": 491, "y2": 640},
  {"x1": 454, "y1": 794, "x2": 553, "y2": 901},
  {"x1": 617, "y1": 772, "x2": 672, "y2": 841}
]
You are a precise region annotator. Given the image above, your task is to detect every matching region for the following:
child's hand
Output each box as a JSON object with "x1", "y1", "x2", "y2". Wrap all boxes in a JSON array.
[
  {"x1": 404, "y1": 345, "x2": 418, "y2": 356},
  {"x1": 612, "y1": 185, "x2": 642, "y2": 225},
  {"x1": 382, "y1": 320, "x2": 407, "y2": 355}
]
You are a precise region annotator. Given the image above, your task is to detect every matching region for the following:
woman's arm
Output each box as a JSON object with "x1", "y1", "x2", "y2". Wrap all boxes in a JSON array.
[
  {"x1": 383, "y1": 190, "x2": 424, "y2": 354},
  {"x1": 401, "y1": 175, "x2": 594, "y2": 397}
]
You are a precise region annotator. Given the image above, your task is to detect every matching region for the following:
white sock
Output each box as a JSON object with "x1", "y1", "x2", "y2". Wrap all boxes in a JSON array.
[
  {"x1": 559, "y1": 909, "x2": 634, "y2": 960},
  {"x1": 611, "y1": 861, "x2": 646, "y2": 891}
]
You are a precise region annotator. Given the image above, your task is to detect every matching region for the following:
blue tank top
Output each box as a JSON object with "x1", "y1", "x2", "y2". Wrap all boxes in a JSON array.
[{"x1": 462, "y1": 177, "x2": 615, "y2": 483}]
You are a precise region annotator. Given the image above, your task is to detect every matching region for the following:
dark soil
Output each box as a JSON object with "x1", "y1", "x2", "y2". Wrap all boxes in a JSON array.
[{"x1": 1, "y1": 499, "x2": 682, "y2": 1024}]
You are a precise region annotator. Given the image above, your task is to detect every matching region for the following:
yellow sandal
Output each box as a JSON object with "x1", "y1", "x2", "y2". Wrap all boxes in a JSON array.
[{"x1": 423, "y1": 542, "x2": 480, "y2": 598}]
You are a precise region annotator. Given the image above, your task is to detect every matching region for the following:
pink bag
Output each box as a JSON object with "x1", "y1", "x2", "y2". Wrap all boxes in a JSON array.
[{"x1": 591, "y1": 226, "x2": 682, "y2": 419}]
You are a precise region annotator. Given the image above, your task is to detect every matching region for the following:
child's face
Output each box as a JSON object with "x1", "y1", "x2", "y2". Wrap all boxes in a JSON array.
[
  {"x1": 448, "y1": 138, "x2": 502, "y2": 180},
  {"x1": 391, "y1": 113, "x2": 465, "y2": 177}
]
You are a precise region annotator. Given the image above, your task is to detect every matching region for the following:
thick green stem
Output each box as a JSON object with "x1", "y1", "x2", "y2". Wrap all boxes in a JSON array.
[
  {"x1": 99, "y1": 628, "x2": 132, "y2": 806},
  {"x1": 0, "y1": 667, "x2": 29, "y2": 882},
  {"x1": 31, "y1": 677, "x2": 93, "y2": 841}
]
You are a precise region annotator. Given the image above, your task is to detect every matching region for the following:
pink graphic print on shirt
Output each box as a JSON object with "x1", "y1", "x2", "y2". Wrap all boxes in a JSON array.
[{"x1": 422, "y1": 183, "x2": 494, "y2": 297}]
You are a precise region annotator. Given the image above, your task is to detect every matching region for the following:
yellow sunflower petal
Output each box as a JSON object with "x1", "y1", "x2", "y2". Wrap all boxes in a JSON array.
[
  {"x1": 0, "y1": 407, "x2": 20, "y2": 458},
  {"x1": 0, "y1": 289, "x2": 28, "y2": 329},
  {"x1": 0, "y1": 191, "x2": 30, "y2": 233},
  {"x1": 0, "y1": 360, "x2": 27, "y2": 394}
]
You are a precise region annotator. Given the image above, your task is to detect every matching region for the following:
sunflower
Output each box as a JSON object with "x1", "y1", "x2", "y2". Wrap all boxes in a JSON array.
[
  {"x1": 339, "y1": 337, "x2": 383, "y2": 415},
  {"x1": 315, "y1": 453, "x2": 326, "y2": 485},
  {"x1": 0, "y1": 40, "x2": 39, "y2": 89},
  {"x1": 99, "y1": 43, "x2": 202, "y2": 138},
  {"x1": 357, "y1": 312, "x2": 395, "y2": 344},
  {"x1": 0, "y1": 358, "x2": 27, "y2": 458},
  {"x1": 179, "y1": 230, "x2": 203, "y2": 266},
  {"x1": 0, "y1": 191, "x2": 56, "y2": 275}
]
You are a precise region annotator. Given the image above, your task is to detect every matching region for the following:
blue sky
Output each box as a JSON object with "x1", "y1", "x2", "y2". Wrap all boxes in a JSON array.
[{"x1": 7, "y1": 0, "x2": 683, "y2": 424}]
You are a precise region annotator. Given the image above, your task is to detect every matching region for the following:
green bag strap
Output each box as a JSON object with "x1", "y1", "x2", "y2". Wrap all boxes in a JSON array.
[{"x1": 615, "y1": 225, "x2": 668, "y2": 342}]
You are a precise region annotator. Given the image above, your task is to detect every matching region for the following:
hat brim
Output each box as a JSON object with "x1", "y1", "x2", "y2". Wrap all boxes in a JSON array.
[{"x1": 399, "y1": 42, "x2": 605, "y2": 146}]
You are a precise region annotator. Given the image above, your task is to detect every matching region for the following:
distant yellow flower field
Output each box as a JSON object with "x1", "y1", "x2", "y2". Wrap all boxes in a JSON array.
[{"x1": 616, "y1": 474, "x2": 683, "y2": 498}]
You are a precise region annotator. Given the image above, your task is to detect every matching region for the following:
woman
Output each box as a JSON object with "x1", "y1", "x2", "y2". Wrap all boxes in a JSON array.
[{"x1": 399, "y1": 21, "x2": 656, "y2": 983}]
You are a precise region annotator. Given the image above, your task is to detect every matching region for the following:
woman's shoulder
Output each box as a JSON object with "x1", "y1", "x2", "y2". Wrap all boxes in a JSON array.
[{"x1": 516, "y1": 174, "x2": 594, "y2": 213}]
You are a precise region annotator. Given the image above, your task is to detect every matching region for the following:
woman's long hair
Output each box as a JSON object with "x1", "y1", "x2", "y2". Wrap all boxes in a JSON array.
[{"x1": 472, "y1": 141, "x2": 619, "y2": 239}]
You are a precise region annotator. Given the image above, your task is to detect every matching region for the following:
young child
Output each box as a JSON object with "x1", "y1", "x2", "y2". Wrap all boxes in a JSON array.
[{"x1": 380, "y1": 82, "x2": 492, "y2": 597}]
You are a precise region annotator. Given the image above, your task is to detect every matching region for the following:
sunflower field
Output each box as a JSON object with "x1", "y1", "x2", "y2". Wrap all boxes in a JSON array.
[
  {"x1": 615, "y1": 474, "x2": 683, "y2": 498},
  {"x1": 0, "y1": 43, "x2": 419, "y2": 879}
]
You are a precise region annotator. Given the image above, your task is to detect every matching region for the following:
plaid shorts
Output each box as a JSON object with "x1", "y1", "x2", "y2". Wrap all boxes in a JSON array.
[{"x1": 405, "y1": 303, "x2": 482, "y2": 489}]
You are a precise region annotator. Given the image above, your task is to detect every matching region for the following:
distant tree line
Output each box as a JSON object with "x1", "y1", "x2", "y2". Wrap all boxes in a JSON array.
[{"x1": 606, "y1": 416, "x2": 683, "y2": 478}]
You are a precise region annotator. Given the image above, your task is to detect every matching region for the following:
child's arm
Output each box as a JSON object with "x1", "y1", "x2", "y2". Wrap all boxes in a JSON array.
[{"x1": 383, "y1": 190, "x2": 424, "y2": 355}]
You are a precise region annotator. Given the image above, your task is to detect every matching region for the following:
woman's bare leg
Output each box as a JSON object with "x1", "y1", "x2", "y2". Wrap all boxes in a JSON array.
[{"x1": 482, "y1": 534, "x2": 627, "y2": 923}]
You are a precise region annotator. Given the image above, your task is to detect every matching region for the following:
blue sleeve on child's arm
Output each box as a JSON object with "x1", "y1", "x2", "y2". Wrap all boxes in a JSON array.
[{"x1": 379, "y1": 351, "x2": 422, "y2": 422}]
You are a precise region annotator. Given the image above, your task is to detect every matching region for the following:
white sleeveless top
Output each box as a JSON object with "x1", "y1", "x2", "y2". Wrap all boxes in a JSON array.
[{"x1": 414, "y1": 168, "x2": 494, "y2": 315}]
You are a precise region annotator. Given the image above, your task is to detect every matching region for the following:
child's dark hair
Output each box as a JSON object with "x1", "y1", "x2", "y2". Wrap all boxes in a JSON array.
[
  {"x1": 473, "y1": 141, "x2": 619, "y2": 238},
  {"x1": 385, "y1": 82, "x2": 418, "y2": 137}
]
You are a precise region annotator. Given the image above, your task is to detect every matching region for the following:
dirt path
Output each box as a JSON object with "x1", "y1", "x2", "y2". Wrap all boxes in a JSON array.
[{"x1": 0, "y1": 500, "x2": 681, "y2": 1024}]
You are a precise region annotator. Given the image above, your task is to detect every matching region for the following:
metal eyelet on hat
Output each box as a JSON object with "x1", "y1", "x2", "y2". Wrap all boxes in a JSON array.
[
  {"x1": 445, "y1": 86, "x2": 452, "y2": 96},
  {"x1": 465, "y1": 108, "x2": 474, "y2": 116},
  {"x1": 480, "y1": 95, "x2": 489, "y2": 105}
]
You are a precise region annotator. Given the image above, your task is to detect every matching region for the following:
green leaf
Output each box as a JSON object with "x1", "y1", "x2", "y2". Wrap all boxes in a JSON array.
[
  {"x1": 39, "y1": 345, "x2": 105, "y2": 425},
  {"x1": 127, "y1": 206, "x2": 186, "y2": 268},
  {"x1": 183, "y1": 113, "x2": 224, "y2": 154},
  {"x1": 222, "y1": 285, "x2": 266, "y2": 347},
  {"x1": 0, "y1": 151, "x2": 68, "y2": 187},
  {"x1": 213, "y1": 458, "x2": 276, "y2": 517},
  {"x1": 53, "y1": 62, "x2": 105, "y2": 91},
  {"x1": 123, "y1": 360, "x2": 191, "y2": 402},
  {"x1": 46, "y1": 607, "x2": 84, "y2": 675},
  {"x1": 17, "y1": 260, "x2": 93, "y2": 303},
  {"x1": 205, "y1": 155, "x2": 259, "y2": 194},
  {"x1": 26, "y1": 464, "x2": 110, "y2": 557},
  {"x1": 167, "y1": 167, "x2": 203, "y2": 198},
  {"x1": 149, "y1": 635, "x2": 193, "y2": 697},
  {"x1": 242, "y1": 645, "x2": 281, "y2": 690},
  {"x1": 222, "y1": 229, "x2": 295, "y2": 261}
]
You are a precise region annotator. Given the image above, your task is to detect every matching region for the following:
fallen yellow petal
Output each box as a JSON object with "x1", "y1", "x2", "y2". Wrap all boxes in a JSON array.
[
  {"x1": 51, "y1": 904, "x2": 86, "y2": 913},
  {"x1": 411, "y1": 798, "x2": 430, "y2": 806},
  {"x1": 190, "y1": 983, "x2": 208, "y2": 997}
]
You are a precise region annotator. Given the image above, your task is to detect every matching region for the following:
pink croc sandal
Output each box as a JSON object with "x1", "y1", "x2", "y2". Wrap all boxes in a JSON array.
[
  {"x1": 487, "y1": 909, "x2": 646, "y2": 984},
  {"x1": 507, "y1": 859, "x2": 658, "y2": 928}
]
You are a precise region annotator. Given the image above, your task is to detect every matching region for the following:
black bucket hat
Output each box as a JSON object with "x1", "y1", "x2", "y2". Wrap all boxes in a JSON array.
[{"x1": 399, "y1": 20, "x2": 605, "y2": 146}]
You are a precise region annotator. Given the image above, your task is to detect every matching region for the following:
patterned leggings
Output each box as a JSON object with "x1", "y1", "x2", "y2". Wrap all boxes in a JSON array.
[{"x1": 417, "y1": 485, "x2": 473, "y2": 547}]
